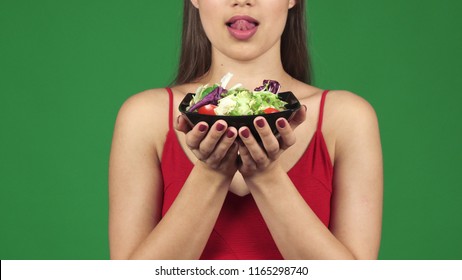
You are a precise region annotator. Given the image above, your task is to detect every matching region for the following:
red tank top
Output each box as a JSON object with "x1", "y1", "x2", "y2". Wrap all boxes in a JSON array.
[{"x1": 160, "y1": 88, "x2": 333, "y2": 260}]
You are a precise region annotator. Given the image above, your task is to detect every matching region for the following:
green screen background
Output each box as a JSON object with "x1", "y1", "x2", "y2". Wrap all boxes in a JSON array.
[{"x1": 1, "y1": 0, "x2": 461, "y2": 259}]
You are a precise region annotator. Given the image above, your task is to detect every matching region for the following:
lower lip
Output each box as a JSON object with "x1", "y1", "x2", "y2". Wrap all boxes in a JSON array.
[{"x1": 227, "y1": 26, "x2": 258, "y2": 40}]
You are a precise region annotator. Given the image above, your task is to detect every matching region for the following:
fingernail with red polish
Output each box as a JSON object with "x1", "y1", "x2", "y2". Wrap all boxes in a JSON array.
[
  {"x1": 256, "y1": 118, "x2": 265, "y2": 128},
  {"x1": 199, "y1": 124, "x2": 207, "y2": 132},
  {"x1": 277, "y1": 119, "x2": 286, "y2": 128},
  {"x1": 241, "y1": 129, "x2": 250, "y2": 138},
  {"x1": 216, "y1": 123, "x2": 225, "y2": 131},
  {"x1": 226, "y1": 129, "x2": 235, "y2": 138}
]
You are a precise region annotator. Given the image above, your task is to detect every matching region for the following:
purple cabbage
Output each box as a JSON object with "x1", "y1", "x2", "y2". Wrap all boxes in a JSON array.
[
  {"x1": 254, "y1": 79, "x2": 281, "y2": 94},
  {"x1": 188, "y1": 86, "x2": 227, "y2": 112}
]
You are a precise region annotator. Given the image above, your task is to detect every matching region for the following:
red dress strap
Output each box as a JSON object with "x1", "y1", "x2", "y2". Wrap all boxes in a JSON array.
[
  {"x1": 165, "y1": 87, "x2": 174, "y2": 130},
  {"x1": 317, "y1": 90, "x2": 330, "y2": 131}
]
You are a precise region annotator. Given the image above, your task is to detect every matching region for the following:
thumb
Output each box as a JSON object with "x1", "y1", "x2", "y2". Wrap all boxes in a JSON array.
[
  {"x1": 289, "y1": 105, "x2": 307, "y2": 130},
  {"x1": 175, "y1": 114, "x2": 193, "y2": 134}
]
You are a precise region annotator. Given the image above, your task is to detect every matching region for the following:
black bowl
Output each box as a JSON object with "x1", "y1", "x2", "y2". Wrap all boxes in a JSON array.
[{"x1": 178, "y1": 91, "x2": 301, "y2": 142}]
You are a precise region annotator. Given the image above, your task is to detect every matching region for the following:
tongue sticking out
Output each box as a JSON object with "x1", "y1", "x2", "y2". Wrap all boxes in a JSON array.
[{"x1": 230, "y1": 19, "x2": 256, "y2": 31}]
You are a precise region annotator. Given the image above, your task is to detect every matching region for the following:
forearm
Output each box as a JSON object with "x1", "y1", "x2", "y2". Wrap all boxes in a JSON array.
[
  {"x1": 129, "y1": 162, "x2": 231, "y2": 259},
  {"x1": 245, "y1": 166, "x2": 355, "y2": 259}
]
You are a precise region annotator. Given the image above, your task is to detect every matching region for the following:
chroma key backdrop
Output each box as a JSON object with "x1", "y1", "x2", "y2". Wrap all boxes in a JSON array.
[{"x1": 0, "y1": 0, "x2": 461, "y2": 259}]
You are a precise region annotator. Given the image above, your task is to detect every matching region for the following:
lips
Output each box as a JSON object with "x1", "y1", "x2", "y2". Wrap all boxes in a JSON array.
[{"x1": 226, "y1": 15, "x2": 259, "y2": 40}]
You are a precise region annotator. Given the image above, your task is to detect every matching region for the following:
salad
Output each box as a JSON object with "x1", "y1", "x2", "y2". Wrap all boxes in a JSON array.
[{"x1": 187, "y1": 73, "x2": 287, "y2": 116}]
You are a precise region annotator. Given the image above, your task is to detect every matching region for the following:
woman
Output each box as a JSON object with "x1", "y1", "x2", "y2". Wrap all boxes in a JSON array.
[{"x1": 109, "y1": 0, "x2": 383, "y2": 260}]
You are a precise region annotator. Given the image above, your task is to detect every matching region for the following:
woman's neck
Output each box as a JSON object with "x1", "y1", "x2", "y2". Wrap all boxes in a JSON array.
[{"x1": 197, "y1": 46, "x2": 294, "y2": 90}]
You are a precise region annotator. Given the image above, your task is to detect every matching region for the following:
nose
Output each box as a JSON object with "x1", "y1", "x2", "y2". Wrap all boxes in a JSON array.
[{"x1": 232, "y1": 0, "x2": 254, "y2": 7}]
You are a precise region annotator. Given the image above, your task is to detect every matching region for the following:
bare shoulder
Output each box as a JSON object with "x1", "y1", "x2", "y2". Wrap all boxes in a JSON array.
[
  {"x1": 117, "y1": 88, "x2": 169, "y2": 119},
  {"x1": 324, "y1": 90, "x2": 381, "y2": 160},
  {"x1": 328, "y1": 90, "x2": 377, "y2": 115},
  {"x1": 326, "y1": 90, "x2": 379, "y2": 131},
  {"x1": 113, "y1": 88, "x2": 170, "y2": 158}
]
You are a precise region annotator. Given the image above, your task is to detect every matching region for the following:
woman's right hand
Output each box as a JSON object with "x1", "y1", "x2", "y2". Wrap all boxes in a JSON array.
[{"x1": 176, "y1": 115, "x2": 239, "y2": 177}]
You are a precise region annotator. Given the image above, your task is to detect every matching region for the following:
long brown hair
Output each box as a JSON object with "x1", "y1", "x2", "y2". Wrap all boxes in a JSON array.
[{"x1": 174, "y1": 0, "x2": 311, "y2": 85}]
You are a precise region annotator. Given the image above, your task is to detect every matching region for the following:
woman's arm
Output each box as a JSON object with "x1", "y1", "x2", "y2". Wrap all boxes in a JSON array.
[
  {"x1": 109, "y1": 90, "x2": 238, "y2": 259},
  {"x1": 239, "y1": 91, "x2": 383, "y2": 259}
]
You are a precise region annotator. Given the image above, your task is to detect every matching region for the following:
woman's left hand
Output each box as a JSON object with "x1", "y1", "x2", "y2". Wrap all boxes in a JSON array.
[{"x1": 238, "y1": 106, "x2": 306, "y2": 178}]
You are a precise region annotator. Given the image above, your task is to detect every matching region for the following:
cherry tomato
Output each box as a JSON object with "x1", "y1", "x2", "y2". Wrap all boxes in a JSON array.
[
  {"x1": 197, "y1": 104, "x2": 217, "y2": 115},
  {"x1": 263, "y1": 107, "x2": 279, "y2": 114}
]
